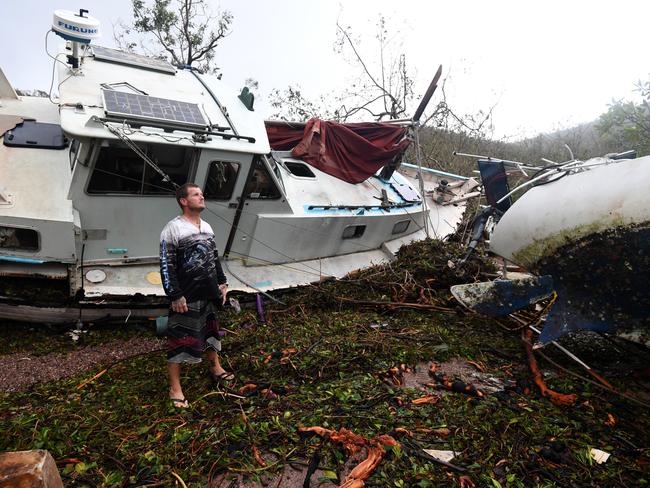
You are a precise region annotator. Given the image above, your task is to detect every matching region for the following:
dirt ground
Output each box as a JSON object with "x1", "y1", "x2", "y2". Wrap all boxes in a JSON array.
[{"x1": 0, "y1": 336, "x2": 164, "y2": 393}]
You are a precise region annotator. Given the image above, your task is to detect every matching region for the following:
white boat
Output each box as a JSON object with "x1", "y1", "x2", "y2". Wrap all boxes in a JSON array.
[
  {"x1": 470, "y1": 152, "x2": 650, "y2": 344},
  {"x1": 0, "y1": 10, "x2": 478, "y2": 324}
]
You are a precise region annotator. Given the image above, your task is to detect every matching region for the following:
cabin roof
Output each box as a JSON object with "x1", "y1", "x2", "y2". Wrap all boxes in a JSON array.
[{"x1": 57, "y1": 46, "x2": 270, "y2": 155}]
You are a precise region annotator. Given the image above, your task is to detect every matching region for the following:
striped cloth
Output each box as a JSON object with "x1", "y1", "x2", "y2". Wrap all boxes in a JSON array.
[{"x1": 166, "y1": 300, "x2": 222, "y2": 364}]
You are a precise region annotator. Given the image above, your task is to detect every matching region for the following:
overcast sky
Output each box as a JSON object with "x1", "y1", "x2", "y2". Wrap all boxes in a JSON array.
[{"x1": 1, "y1": 0, "x2": 647, "y2": 140}]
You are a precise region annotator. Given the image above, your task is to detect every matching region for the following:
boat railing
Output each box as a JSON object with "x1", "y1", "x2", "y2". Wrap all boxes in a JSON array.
[
  {"x1": 496, "y1": 156, "x2": 633, "y2": 205},
  {"x1": 455, "y1": 150, "x2": 637, "y2": 207}
]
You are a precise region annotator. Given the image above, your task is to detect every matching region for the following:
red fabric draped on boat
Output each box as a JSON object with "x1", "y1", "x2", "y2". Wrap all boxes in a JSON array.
[{"x1": 265, "y1": 118, "x2": 410, "y2": 184}]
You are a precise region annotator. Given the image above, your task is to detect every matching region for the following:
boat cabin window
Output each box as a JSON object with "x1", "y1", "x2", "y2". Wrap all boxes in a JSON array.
[
  {"x1": 285, "y1": 161, "x2": 316, "y2": 178},
  {"x1": 204, "y1": 161, "x2": 240, "y2": 200},
  {"x1": 266, "y1": 155, "x2": 285, "y2": 193},
  {"x1": 0, "y1": 226, "x2": 39, "y2": 251},
  {"x1": 244, "y1": 158, "x2": 282, "y2": 199},
  {"x1": 86, "y1": 141, "x2": 196, "y2": 195}
]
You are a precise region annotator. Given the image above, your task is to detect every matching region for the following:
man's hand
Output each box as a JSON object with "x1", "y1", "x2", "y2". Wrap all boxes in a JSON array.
[
  {"x1": 171, "y1": 296, "x2": 188, "y2": 313},
  {"x1": 219, "y1": 283, "x2": 228, "y2": 305}
]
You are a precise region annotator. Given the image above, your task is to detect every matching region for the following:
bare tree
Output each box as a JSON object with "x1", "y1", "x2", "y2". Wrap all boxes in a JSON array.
[
  {"x1": 267, "y1": 15, "x2": 498, "y2": 176},
  {"x1": 267, "y1": 16, "x2": 413, "y2": 122},
  {"x1": 115, "y1": 0, "x2": 233, "y2": 74},
  {"x1": 333, "y1": 17, "x2": 413, "y2": 121}
]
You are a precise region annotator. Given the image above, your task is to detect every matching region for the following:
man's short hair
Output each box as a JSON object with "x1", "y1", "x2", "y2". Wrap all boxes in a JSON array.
[{"x1": 175, "y1": 183, "x2": 200, "y2": 208}]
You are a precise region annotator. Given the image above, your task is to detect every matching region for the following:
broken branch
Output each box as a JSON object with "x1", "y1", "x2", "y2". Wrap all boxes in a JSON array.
[{"x1": 522, "y1": 329, "x2": 577, "y2": 406}]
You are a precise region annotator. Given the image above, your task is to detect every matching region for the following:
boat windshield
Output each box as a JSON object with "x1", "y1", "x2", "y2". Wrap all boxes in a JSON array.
[
  {"x1": 86, "y1": 140, "x2": 197, "y2": 195},
  {"x1": 264, "y1": 154, "x2": 285, "y2": 193},
  {"x1": 244, "y1": 157, "x2": 282, "y2": 199}
]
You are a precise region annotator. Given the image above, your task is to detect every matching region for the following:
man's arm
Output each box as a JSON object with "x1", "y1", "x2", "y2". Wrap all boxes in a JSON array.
[
  {"x1": 160, "y1": 237, "x2": 188, "y2": 312},
  {"x1": 215, "y1": 249, "x2": 228, "y2": 305}
]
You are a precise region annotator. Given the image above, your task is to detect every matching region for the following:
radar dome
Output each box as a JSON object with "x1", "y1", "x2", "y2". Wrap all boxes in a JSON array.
[{"x1": 52, "y1": 9, "x2": 100, "y2": 44}]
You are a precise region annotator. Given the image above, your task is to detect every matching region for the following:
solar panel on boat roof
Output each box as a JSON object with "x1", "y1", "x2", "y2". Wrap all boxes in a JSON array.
[
  {"x1": 102, "y1": 89, "x2": 208, "y2": 128},
  {"x1": 92, "y1": 46, "x2": 176, "y2": 74}
]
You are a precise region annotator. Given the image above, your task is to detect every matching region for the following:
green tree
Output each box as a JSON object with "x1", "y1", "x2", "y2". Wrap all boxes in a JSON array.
[
  {"x1": 115, "y1": 0, "x2": 233, "y2": 74},
  {"x1": 596, "y1": 78, "x2": 650, "y2": 156}
]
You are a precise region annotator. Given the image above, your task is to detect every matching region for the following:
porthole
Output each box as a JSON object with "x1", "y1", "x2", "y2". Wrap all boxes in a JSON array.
[
  {"x1": 342, "y1": 225, "x2": 366, "y2": 239},
  {"x1": 392, "y1": 220, "x2": 410, "y2": 234}
]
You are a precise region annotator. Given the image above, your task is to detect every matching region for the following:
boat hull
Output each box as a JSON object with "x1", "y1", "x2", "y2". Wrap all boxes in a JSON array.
[
  {"x1": 0, "y1": 170, "x2": 478, "y2": 325},
  {"x1": 0, "y1": 303, "x2": 166, "y2": 325},
  {"x1": 489, "y1": 155, "x2": 650, "y2": 343},
  {"x1": 490, "y1": 156, "x2": 650, "y2": 268}
]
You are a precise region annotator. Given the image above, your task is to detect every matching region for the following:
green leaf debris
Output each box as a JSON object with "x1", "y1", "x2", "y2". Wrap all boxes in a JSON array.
[{"x1": 1, "y1": 239, "x2": 649, "y2": 487}]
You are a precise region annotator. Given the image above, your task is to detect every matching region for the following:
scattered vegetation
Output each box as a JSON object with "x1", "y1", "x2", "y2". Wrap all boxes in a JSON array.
[{"x1": 1, "y1": 239, "x2": 648, "y2": 487}]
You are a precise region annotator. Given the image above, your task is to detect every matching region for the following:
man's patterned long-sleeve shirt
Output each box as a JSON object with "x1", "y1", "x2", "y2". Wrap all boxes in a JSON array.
[{"x1": 159, "y1": 216, "x2": 227, "y2": 303}]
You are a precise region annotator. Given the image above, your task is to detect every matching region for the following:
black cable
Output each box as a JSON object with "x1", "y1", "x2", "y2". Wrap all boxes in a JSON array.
[
  {"x1": 77, "y1": 242, "x2": 85, "y2": 325},
  {"x1": 45, "y1": 30, "x2": 72, "y2": 105},
  {"x1": 531, "y1": 170, "x2": 569, "y2": 187}
]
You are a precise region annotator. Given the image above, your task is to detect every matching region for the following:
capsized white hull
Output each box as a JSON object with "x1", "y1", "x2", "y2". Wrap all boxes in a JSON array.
[
  {"x1": 490, "y1": 155, "x2": 650, "y2": 268},
  {"x1": 489, "y1": 154, "x2": 650, "y2": 344}
]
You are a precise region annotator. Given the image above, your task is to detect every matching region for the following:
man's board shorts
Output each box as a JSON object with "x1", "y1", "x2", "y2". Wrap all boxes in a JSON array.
[{"x1": 166, "y1": 299, "x2": 221, "y2": 364}]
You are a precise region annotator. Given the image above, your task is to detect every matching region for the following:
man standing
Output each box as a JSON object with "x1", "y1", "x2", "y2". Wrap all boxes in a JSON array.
[{"x1": 160, "y1": 183, "x2": 233, "y2": 408}]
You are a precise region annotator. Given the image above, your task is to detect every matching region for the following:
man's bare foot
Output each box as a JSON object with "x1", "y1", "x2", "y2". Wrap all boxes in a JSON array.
[
  {"x1": 170, "y1": 397, "x2": 189, "y2": 408},
  {"x1": 208, "y1": 369, "x2": 235, "y2": 383}
]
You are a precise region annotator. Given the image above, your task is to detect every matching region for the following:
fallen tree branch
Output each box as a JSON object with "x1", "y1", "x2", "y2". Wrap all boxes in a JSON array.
[
  {"x1": 76, "y1": 368, "x2": 107, "y2": 390},
  {"x1": 335, "y1": 296, "x2": 453, "y2": 312},
  {"x1": 170, "y1": 471, "x2": 188, "y2": 488},
  {"x1": 298, "y1": 427, "x2": 397, "y2": 487},
  {"x1": 522, "y1": 329, "x2": 577, "y2": 406}
]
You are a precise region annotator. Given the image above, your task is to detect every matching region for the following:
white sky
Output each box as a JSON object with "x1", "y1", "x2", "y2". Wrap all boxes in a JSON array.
[{"x1": 1, "y1": 0, "x2": 647, "y2": 139}]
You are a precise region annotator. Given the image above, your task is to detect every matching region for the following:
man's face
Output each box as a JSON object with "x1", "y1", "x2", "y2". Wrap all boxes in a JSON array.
[{"x1": 181, "y1": 187, "x2": 205, "y2": 211}]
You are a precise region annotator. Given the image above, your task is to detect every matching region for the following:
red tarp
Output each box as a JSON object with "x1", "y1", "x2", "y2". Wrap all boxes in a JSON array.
[{"x1": 265, "y1": 118, "x2": 410, "y2": 184}]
